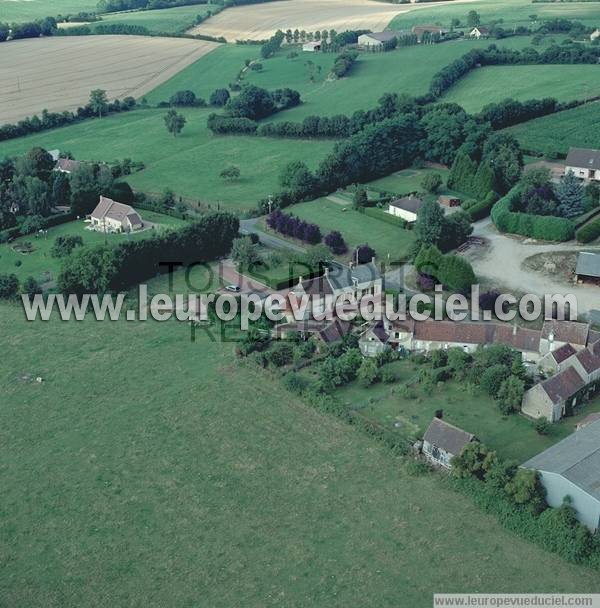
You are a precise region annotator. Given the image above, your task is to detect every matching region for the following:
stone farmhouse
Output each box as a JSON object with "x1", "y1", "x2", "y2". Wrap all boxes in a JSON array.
[
  {"x1": 89, "y1": 196, "x2": 144, "y2": 233},
  {"x1": 565, "y1": 147, "x2": 600, "y2": 182},
  {"x1": 523, "y1": 418, "x2": 600, "y2": 531},
  {"x1": 422, "y1": 417, "x2": 475, "y2": 469}
]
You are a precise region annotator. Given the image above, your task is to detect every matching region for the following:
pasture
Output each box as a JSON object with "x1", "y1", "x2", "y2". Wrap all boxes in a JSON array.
[
  {"x1": 0, "y1": 109, "x2": 336, "y2": 211},
  {"x1": 0, "y1": 212, "x2": 184, "y2": 285},
  {"x1": 0, "y1": 35, "x2": 219, "y2": 125},
  {"x1": 272, "y1": 197, "x2": 416, "y2": 261},
  {"x1": 0, "y1": 0, "x2": 97, "y2": 22},
  {"x1": 442, "y1": 65, "x2": 600, "y2": 113},
  {"x1": 3, "y1": 301, "x2": 600, "y2": 606},
  {"x1": 506, "y1": 100, "x2": 600, "y2": 155}
]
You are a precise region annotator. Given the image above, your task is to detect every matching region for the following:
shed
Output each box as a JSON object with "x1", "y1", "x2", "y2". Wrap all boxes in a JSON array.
[
  {"x1": 576, "y1": 252, "x2": 600, "y2": 284},
  {"x1": 422, "y1": 417, "x2": 475, "y2": 468}
]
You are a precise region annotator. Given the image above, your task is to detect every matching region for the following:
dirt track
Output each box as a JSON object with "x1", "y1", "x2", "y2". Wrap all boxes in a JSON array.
[
  {"x1": 190, "y1": 0, "x2": 475, "y2": 41},
  {"x1": 0, "y1": 35, "x2": 219, "y2": 124}
]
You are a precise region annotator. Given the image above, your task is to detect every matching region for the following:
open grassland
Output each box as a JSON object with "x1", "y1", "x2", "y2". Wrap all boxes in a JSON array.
[
  {"x1": 89, "y1": 4, "x2": 217, "y2": 35},
  {"x1": 190, "y1": 0, "x2": 475, "y2": 41},
  {"x1": 505, "y1": 100, "x2": 600, "y2": 155},
  {"x1": 390, "y1": 0, "x2": 600, "y2": 31},
  {"x1": 2, "y1": 301, "x2": 600, "y2": 606},
  {"x1": 273, "y1": 197, "x2": 416, "y2": 261},
  {"x1": 0, "y1": 109, "x2": 336, "y2": 211},
  {"x1": 442, "y1": 64, "x2": 600, "y2": 113},
  {"x1": 325, "y1": 358, "x2": 600, "y2": 463},
  {"x1": 0, "y1": 0, "x2": 97, "y2": 22},
  {"x1": 0, "y1": 36, "x2": 219, "y2": 125},
  {"x1": 0, "y1": 213, "x2": 184, "y2": 285}
]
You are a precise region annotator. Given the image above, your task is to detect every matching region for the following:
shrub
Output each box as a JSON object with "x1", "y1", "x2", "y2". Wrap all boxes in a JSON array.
[
  {"x1": 534, "y1": 416, "x2": 551, "y2": 435},
  {"x1": 324, "y1": 230, "x2": 347, "y2": 255},
  {"x1": 576, "y1": 218, "x2": 600, "y2": 243},
  {"x1": 209, "y1": 88, "x2": 231, "y2": 107},
  {"x1": 283, "y1": 372, "x2": 309, "y2": 394},
  {"x1": 0, "y1": 273, "x2": 19, "y2": 299}
]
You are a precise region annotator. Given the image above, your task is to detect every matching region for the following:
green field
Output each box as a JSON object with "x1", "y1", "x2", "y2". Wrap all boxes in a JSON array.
[
  {"x1": 367, "y1": 167, "x2": 451, "y2": 196},
  {"x1": 0, "y1": 212, "x2": 184, "y2": 285},
  {"x1": 0, "y1": 108, "x2": 336, "y2": 211},
  {"x1": 2, "y1": 301, "x2": 600, "y2": 606},
  {"x1": 0, "y1": 0, "x2": 97, "y2": 21},
  {"x1": 323, "y1": 358, "x2": 600, "y2": 463},
  {"x1": 390, "y1": 0, "x2": 600, "y2": 31},
  {"x1": 506, "y1": 100, "x2": 600, "y2": 154},
  {"x1": 272, "y1": 197, "x2": 416, "y2": 262},
  {"x1": 442, "y1": 64, "x2": 600, "y2": 113},
  {"x1": 90, "y1": 4, "x2": 216, "y2": 35}
]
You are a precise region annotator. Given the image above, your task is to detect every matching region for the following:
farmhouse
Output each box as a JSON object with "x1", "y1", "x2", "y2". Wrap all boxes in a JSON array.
[
  {"x1": 54, "y1": 158, "x2": 82, "y2": 174},
  {"x1": 411, "y1": 25, "x2": 449, "y2": 42},
  {"x1": 469, "y1": 26, "x2": 490, "y2": 39},
  {"x1": 522, "y1": 419, "x2": 600, "y2": 531},
  {"x1": 575, "y1": 251, "x2": 600, "y2": 285},
  {"x1": 358, "y1": 31, "x2": 402, "y2": 48},
  {"x1": 564, "y1": 147, "x2": 600, "y2": 182},
  {"x1": 302, "y1": 41, "x2": 321, "y2": 52},
  {"x1": 387, "y1": 195, "x2": 424, "y2": 223},
  {"x1": 90, "y1": 196, "x2": 144, "y2": 233},
  {"x1": 422, "y1": 417, "x2": 475, "y2": 469}
]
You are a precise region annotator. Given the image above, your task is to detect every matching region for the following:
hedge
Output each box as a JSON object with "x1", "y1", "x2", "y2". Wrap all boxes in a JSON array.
[
  {"x1": 491, "y1": 186, "x2": 575, "y2": 241},
  {"x1": 576, "y1": 218, "x2": 600, "y2": 243},
  {"x1": 464, "y1": 198, "x2": 495, "y2": 222},
  {"x1": 358, "y1": 206, "x2": 407, "y2": 228}
]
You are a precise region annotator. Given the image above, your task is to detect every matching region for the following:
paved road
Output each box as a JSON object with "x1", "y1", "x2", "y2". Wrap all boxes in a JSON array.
[{"x1": 240, "y1": 218, "x2": 306, "y2": 254}]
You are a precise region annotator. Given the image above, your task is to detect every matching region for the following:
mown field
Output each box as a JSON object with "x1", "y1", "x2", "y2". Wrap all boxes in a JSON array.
[
  {"x1": 2, "y1": 301, "x2": 600, "y2": 606},
  {"x1": 442, "y1": 64, "x2": 600, "y2": 113},
  {"x1": 0, "y1": 108, "x2": 336, "y2": 211},
  {"x1": 90, "y1": 4, "x2": 217, "y2": 35},
  {"x1": 0, "y1": 0, "x2": 97, "y2": 21},
  {"x1": 270, "y1": 197, "x2": 416, "y2": 261},
  {"x1": 390, "y1": 0, "x2": 600, "y2": 31},
  {"x1": 0, "y1": 212, "x2": 184, "y2": 285},
  {"x1": 506, "y1": 100, "x2": 600, "y2": 155}
]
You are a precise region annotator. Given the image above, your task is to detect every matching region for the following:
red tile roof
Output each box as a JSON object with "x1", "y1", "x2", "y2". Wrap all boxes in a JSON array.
[{"x1": 542, "y1": 320, "x2": 589, "y2": 346}]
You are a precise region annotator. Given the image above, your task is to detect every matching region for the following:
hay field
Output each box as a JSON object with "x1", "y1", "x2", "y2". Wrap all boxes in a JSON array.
[
  {"x1": 0, "y1": 36, "x2": 219, "y2": 124},
  {"x1": 190, "y1": 0, "x2": 475, "y2": 41}
]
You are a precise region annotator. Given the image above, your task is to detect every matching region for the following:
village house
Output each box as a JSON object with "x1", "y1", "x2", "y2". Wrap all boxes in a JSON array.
[
  {"x1": 89, "y1": 196, "x2": 144, "y2": 233},
  {"x1": 411, "y1": 25, "x2": 449, "y2": 42},
  {"x1": 539, "y1": 319, "x2": 591, "y2": 355},
  {"x1": 522, "y1": 419, "x2": 600, "y2": 531},
  {"x1": 302, "y1": 41, "x2": 321, "y2": 52},
  {"x1": 469, "y1": 26, "x2": 490, "y2": 39},
  {"x1": 422, "y1": 417, "x2": 476, "y2": 469},
  {"x1": 387, "y1": 195, "x2": 424, "y2": 223},
  {"x1": 54, "y1": 158, "x2": 82, "y2": 174},
  {"x1": 357, "y1": 31, "x2": 403, "y2": 48},
  {"x1": 358, "y1": 321, "x2": 389, "y2": 357},
  {"x1": 564, "y1": 147, "x2": 600, "y2": 182},
  {"x1": 575, "y1": 251, "x2": 600, "y2": 285}
]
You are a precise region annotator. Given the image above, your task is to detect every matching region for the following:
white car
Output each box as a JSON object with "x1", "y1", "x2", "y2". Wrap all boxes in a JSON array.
[{"x1": 225, "y1": 285, "x2": 241, "y2": 293}]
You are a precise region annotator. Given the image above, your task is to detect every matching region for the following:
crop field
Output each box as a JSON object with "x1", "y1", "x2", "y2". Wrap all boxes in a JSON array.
[
  {"x1": 0, "y1": 109, "x2": 336, "y2": 211},
  {"x1": 0, "y1": 36, "x2": 219, "y2": 125},
  {"x1": 506, "y1": 101, "x2": 600, "y2": 155},
  {"x1": 0, "y1": 0, "x2": 97, "y2": 22},
  {"x1": 272, "y1": 197, "x2": 416, "y2": 261},
  {"x1": 190, "y1": 0, "x2": 472, "y2": 42},
  {"x1": 3, "y1": 301, "x2": 600, "y2": 606},
  {"x1": 390, "y1": 0, "x2": 600, "y2": 31},
  {"x1": 89, "y1": 4, "x2": 218, "y2": 35},
  {"x1": 0, "y1": 212, "x2": 184, "y2": 285},
  {"x1": 442, "y1": 65, "x2": 600, "y2": 113}
]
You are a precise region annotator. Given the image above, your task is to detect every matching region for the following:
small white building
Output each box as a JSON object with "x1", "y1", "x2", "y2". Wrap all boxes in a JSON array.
[
  {"x1": 357, "y1": 31, "x2": 401, "y2": 48},
  {"x1": 422, "y1": 417, "x2": 476, "y2": 469},
  {"x1": 302, "y1": 41, "x2": 321, "y2": 52},
  {"x1": 90, "y1": 196, "x2": 143, "y2": 233},
  {"x1": 387, "y1": 195, "x2": 424, "y2": 223},
  {"x1": 565, "y1": 147, "x2": 600, "y2": 182},
  {"x1": 469, "y1": 26, "x2": 490, "y2": 39},
  {"x1": 590, "y1": 28, "x2": 600, "y2": 41}
]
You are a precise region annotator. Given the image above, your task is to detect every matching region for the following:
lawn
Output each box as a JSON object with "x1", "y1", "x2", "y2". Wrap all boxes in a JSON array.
[
  {"x1": 326, "y1": 358, "x2": 600, "y2": 463},
  {"x1": 389, "y1": 0, "x2": 600, "y2": 31},
  {"x1": 0, "y1": 108, "x2": 336, "y2": 212},
  {"x1": 442, "y1": 65, "x2": 600, "y2": 113},
  {"x1": 271, "y1": 197, "x2": 416, "y2": 262},
  {"x1": 91, "y1": 4, "x2": 217, "y2": 35},
  {"x1": 3, "y1": 301, "x2": 600, "y2": 605},
  {"x1": 367, "y1": 167, "x2": 451, "y2": 197},
  {"x1": 0, "y1": 211, "x2": 184, "y2": 285},
  {"x1": 0, "y1": 0, "x2": 97, "y2": 22},
  {"x1": 506, "y1": 100, "x2": 600, "y2": 155}
]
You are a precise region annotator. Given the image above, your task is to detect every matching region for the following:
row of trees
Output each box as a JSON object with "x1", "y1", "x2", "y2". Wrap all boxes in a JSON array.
[{"x1": 266, "y1": 209, "x2": 322, "y2": 244}]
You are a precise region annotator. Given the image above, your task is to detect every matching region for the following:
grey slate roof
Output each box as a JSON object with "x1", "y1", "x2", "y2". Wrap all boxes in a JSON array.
[
  {"x1": 389, "y1": 195, "x2": 424, "y2": 214},
  {"x1": 91, "y1": 196, "x2": 142, "y2": 227},
  {"x1": 423, "y1": 417, "x2": 474, "y2": 456},
  {"x1": 540, "y1": 366, "x2": 586, "y2": 404},
  {"x1": 566, "y1": 147, "x2": 600, "y2": 171},
  {"x1": 523, "y1": 419, "x2": 600, "y2": 501},
  {"x1": 576, "y1": 252, "x2": 600, "y2": 279},
  {"x1": 362, "y1": 31, "x2": 403, "y2": 42}
]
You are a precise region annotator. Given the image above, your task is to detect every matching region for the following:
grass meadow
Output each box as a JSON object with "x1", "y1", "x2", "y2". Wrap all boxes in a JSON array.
[
  {"x1": 506, "y1": 100, "x2": 600, "y2": 155},
  {"x1": 2, "y1": 301, "x2": 600, "y2": 606},
  {"x1": 442, "y1": 64, "x2": 600, "y2": 113},
  {"x1": 0, "y1": 0, "x2": 97, "y2": 21},
  {"x1": 0, "y1": 108, "x2": 336, "y2": 212},
  {"x1": 0, "y1": 212, "x2": 184, "y2": 285}
]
